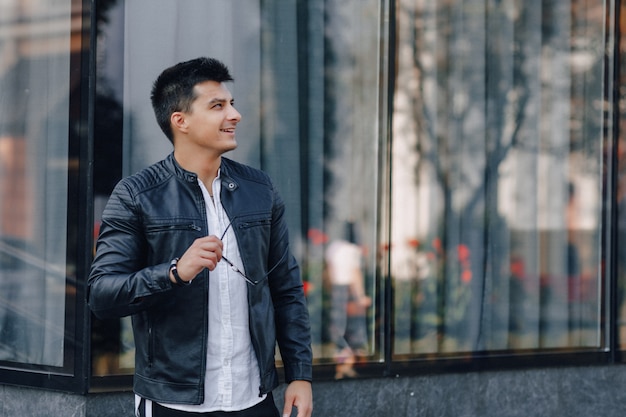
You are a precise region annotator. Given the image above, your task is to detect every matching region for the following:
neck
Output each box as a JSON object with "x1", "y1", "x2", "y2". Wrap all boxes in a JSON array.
[{"x1": 174, "y1": 149, "x2": 221, "y2": 187}]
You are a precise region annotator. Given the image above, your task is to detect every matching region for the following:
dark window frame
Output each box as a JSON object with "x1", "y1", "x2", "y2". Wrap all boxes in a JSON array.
[{"x1": 0, "y1": 0, "x2": 94, "y2": 394}]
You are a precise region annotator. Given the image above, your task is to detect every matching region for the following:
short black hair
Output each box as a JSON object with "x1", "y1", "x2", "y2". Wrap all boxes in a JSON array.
[{"x1": 150, "y1": 57, "x2": 234, "y2": 142}]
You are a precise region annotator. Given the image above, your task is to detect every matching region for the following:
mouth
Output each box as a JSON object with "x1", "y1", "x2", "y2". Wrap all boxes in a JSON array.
[{"x1": 220, "y1": 127, "x2": 236, "y2": 134}]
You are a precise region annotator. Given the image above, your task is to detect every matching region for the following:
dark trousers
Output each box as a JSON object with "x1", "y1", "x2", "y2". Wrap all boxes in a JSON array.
[{"x1": 138, "y1": 393, "x2": 279, "y2": 417}]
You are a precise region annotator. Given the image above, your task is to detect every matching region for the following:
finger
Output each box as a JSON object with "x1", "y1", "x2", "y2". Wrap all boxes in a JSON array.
[
  {"x1": 197, "y1": 236, "x2": 223, "y2": 250},
  {"x1": 294, "y1": 402, "x2": 311, "y2": 417},
  {"x1": 192, "y1": 239, "x2": 223, "y2": 263},
  {"x1": 291, "y1": 406, "x2": 310, "y2": 417},
  {"x1": 282, "y1": 391, "x2": 294, "y2": 417}
]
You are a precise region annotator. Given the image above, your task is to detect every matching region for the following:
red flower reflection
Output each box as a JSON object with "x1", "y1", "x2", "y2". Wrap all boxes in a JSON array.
[{"x1": 307, "y1": 228, "x2": 329, "y2": 246}]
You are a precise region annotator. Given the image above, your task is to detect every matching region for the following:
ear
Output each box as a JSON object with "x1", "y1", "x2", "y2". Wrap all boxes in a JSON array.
[{"x1": 171, "y1": 112, "x2": 188, "y2": 134}]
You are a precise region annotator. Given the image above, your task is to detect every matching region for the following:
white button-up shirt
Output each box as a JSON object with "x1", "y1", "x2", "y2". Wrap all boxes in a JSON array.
[{"x1": 139, "y1": 172, "x2": 263, "y2": 415}]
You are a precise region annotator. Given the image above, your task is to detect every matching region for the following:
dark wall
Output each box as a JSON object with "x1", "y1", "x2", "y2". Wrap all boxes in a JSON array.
[{"x1": 2, "y1": 365, "x2": 626, "y2": 416}]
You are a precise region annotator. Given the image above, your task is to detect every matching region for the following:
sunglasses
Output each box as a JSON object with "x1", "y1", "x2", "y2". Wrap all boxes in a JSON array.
[{"x1": 219, "y1": 219, "x2": 287, "y2": 285}]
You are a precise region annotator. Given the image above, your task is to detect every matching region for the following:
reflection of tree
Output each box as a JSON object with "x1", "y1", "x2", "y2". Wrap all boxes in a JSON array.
[
  {"x1": 299, "y1": 0, "x2": 381, "y2": 359},
  {"x1": 321, "y1": 0, "x2": 379, "y2": 236},
  {"x1": 95, "y1": 0, "x2": 120, "y2": 35},
  {"x1": 91, "y1": 0, "x2": 125, "y2": 375},
  {"x1": 94, "y1": 87, "x2": 123, "y2": 195},
  {"x1": 396, "y1": 0, "x2": 606, "y2": 351}
]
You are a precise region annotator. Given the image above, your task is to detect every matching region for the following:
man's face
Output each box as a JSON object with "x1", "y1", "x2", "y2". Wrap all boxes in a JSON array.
[{"x1": 180, "y1": 80, "x2": 241, "y2": 155}]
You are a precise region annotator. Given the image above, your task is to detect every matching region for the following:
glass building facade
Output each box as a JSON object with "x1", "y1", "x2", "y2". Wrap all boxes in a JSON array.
[{"x1": 1, "y1": 0, "x2": 626, "y2": 404}]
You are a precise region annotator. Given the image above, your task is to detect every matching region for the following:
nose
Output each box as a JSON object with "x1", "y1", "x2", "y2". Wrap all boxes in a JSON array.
[{"x1": 228, "y1": 105, "x2": 242, "y2": 122}]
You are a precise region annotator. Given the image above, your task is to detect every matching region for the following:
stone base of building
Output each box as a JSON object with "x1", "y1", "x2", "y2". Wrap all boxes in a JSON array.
[{"x1": 1, "y1": 365, "x2": 625, "y2": 416}]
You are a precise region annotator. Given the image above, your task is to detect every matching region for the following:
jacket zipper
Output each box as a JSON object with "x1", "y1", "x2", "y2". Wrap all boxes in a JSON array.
[
  {"x1": 238, "y1": 219, "x2": 271, "y2": 229},
  {"x1": 145, "y1": 223, "x2": 202, "y2": 233},
  {"x1": 148, "y1": 320, "x2": 154, "y2": 366}
]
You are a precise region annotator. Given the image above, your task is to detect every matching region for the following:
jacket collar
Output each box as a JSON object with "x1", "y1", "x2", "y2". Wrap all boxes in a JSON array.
[
  {"x1": 218, "y1": 158, "x2": 239, "y2": 193},
  {"x1": 167, "y1": 152, "x2": 239, "y2": 192},
  {"x1": 167, "y1": 152, "x2": 198, "y2": 183}
]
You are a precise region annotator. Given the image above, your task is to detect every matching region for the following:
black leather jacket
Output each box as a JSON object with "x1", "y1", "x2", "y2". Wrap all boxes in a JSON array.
[{"x1": 88, "y1": 153, "x2": 312, "y2": 405}]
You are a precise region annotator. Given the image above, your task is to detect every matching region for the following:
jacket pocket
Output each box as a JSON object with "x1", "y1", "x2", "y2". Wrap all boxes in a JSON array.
[
  {"x1": 237, "y1": 218, "x2": 271, "y2": 230},
  {"x1": 144, "y1": 221, "x2": 204, "y2": 259},
  {"x1": 145, "y1": 222, "x2": 202, "y2": 233}
]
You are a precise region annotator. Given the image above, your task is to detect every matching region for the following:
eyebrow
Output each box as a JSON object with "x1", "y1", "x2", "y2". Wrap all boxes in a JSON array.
[{"x1": 207, "y1": 97, "x2": 234, "y2": 106}]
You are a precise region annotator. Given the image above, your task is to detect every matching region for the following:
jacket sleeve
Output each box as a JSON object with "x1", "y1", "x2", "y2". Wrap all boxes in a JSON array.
[
  {"x1": 267, "y1": 190, "x2": 313, "y2": 382},
  {"x1": 88, "y1": 180, "x2": 173, "y2": 319}
]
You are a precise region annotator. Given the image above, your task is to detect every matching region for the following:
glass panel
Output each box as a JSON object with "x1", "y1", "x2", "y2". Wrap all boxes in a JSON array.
[
  {"x1": 296, "y1": 0, "x2": 383, "y2": 378},
  {"x1": 0, "y1": 0, "x2": 74, "y2": 367},
  {"x1": 392, "y1": 0, "x2": 608, "y2": 356},
  {"x1": 93, "y1": 0, "x2": 268, "y2": 378},
  {"x1": 92, "y1": 0, "x2": 385, "y2": 378},
  {"x1": 618, "y1": 0, "x2": 626, "y2": 351}
]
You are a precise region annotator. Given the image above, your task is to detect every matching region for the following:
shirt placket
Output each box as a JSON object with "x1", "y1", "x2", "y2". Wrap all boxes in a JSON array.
[{"x1": 211, "y1": 180, "x2": 234, "y2": 407}]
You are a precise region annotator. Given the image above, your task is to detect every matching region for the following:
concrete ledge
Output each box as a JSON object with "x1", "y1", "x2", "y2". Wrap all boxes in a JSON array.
[
  {"x1": 0, "y1": 384, "x2": 86, "y2": 417},
  {"x1": 2, "y1": 365, "x2": 626, "y2": 416}
]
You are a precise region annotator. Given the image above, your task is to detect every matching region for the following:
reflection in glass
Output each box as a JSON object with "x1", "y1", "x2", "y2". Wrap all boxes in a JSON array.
[
  {"x1": 617, "y1": 0, "x2": 626, "y2": 351},
  {"x1": 324, "y1": 223, "x2": 372, "y2": 379},
  {"x1": 0, "y1": 1, "x2": 74, "y2": 366},
  {"x1": 92, "y1": 0, "x2": 384, "y2": 377},
  {"x1": 302, "y1": 0, "x2": 381, "y2": 373},
  {"x1": 392, "y1": 0, "x2": 607, "y2": 355}
]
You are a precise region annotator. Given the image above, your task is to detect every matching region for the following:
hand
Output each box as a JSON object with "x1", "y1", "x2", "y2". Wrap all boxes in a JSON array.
[
  {"x1": 282, "y1": 380, "x2": 312, "y2": 417},
  {"x1": 170, "y1": 235, "x2": 223, "y2": 284},
  {"x1": 359, "y1": 295, "x2": 372, "y2": 308}
]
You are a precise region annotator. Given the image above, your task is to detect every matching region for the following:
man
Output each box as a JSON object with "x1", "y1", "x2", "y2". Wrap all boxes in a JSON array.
[
  {"x1": 325, "y1": 222, "x2": 370, "y2": 379},
  {"x1": 88, "y1": 57, "x2": 313, "y2": 417}
]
